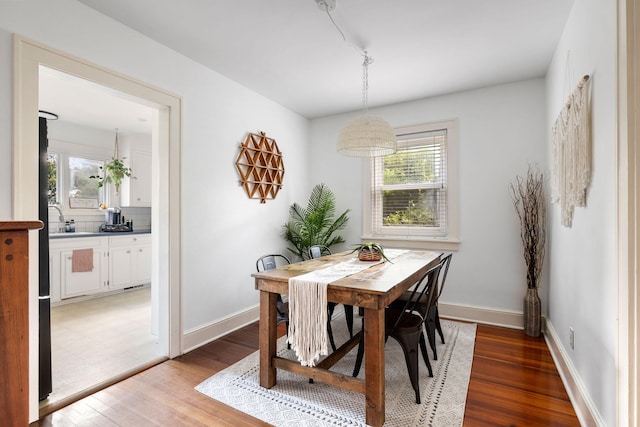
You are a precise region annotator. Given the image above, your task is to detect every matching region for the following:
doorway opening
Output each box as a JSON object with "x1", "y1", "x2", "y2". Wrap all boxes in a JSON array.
[
  {"x1": 38, "y1": 66, "x2": 162, "y2": 413},
  {"x1": 14, "y1": 36, "x2": 182, "y2": 421}
]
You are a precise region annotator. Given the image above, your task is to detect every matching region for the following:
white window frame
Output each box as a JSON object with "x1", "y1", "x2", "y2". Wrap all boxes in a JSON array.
[
  {"x1": 362, "y1": 119, "x2": 460, "y2": 251},
  {"x1": 47, "y1": 139, "x2": 111, "y2": 215}
]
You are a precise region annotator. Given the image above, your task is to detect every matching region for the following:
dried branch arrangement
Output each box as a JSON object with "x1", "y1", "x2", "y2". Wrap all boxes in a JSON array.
[{"x1": 509, "y1": 166, "x2": 546, "y2": 289}]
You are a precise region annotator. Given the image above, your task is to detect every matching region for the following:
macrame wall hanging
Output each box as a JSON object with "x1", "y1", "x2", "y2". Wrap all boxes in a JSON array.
[
  {"x1": 551, "y1": 73, "x2": 592, "y2": 227},
  {"x1": 235, "y1": 131, "x2": 285, "y2": 203}
]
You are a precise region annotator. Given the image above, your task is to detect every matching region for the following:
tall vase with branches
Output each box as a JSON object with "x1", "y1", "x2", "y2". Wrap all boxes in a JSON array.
[
  {"x1": 509, "y1": 166, "x2": 546, "y2": 337},
  {"x1": 281, "y1": 183, "x2": 350, "y2": 260}
]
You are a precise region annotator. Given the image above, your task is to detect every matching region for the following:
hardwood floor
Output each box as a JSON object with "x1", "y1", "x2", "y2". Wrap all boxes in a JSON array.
[
  {"x1": 464, "y1": 325, "x2": 580, "y2": 426},
  {"x1": 39, "y1": 321, "x2": 580, "y2": 426}
]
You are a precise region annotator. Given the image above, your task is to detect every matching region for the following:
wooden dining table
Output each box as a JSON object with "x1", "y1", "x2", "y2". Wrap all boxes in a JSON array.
[{"x1": 252, "y1": 249, "x2": 441, "y2": 426}]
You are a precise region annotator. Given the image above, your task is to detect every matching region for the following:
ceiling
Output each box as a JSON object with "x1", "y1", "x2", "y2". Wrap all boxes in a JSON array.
[
  {"x1": 39, "y1": 67, "x2": 153, "y2": 135},
  {"x1": 41, "y1": 0, "x2": 574, "y2": 132}
]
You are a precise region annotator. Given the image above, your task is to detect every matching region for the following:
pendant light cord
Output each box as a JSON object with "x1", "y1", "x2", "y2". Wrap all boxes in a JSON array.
[
  {"x1": 113, "y1": 128, "x2": 119, "y2": 159},
  {"x1": 362, "y1": 53, "x2": 372, "y2": 114},
  {"x1": 319, "y1": 2, "x2": 366, "y2": 57}
]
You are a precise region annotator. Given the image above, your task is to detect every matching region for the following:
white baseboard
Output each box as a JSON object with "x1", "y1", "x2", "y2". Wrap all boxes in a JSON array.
[
  {"x1": 544, "y1": 320, "x2": 604, "y2": 426},
  {"x1": 182, "y1": 304, "x2": 260, "y2": 353},
  {"x1": 183, "y1": 302, "x2": 523, "y2": 353},
  {"x1": 439, "y1": 302, "x2": 523, "y2": 329}
]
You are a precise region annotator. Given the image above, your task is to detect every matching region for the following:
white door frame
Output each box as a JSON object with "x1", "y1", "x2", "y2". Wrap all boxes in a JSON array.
[
  {"x1": 618, "y1": 1, "x2": 639, "y2": 425},
  {"x1": 12, "y1": 35, "x2": 182, "y2": 421}
]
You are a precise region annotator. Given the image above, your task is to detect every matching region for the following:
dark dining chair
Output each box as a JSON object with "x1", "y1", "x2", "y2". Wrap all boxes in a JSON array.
[
  {"x1": 256, "y1": 254, "x2": 291, "y2": 347},
  {"x1": 352, "y1": 261, "x2": 443, "y2": 404},
  {"x1": 307, "y1": 245, "x2": 355, "y2": 351},
  {"x1": 389, "y1": 253, "x2": 452, "y2": 360}
]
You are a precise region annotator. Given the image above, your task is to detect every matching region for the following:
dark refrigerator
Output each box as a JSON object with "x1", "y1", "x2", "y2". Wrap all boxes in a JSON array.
[{"x1": 39, "y1": 115, "x2": 53, "y2": 400}]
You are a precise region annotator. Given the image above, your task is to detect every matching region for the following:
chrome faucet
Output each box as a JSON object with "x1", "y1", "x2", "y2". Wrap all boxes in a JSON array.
[{"x1": 47, "y1": 204, "x2": 65, "y2": 233}]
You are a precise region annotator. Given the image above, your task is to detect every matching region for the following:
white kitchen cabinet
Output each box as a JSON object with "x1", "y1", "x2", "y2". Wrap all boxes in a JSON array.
[
  {"x1": 61, "y1": 249, "x2": 106, "y2": 297},
  {"x1": 109, "y1": 234, "x2": 152, "y2": 289},
  {"x1": 124, "y1": 150, "x2": 151, "y2": 207},
  {"x1": 51, "y1": 237, "x2": 108, "y2": 299},
  {"x1": 109, "y1": 244, "x2": 135, "y2": 290},
  {"x1": 135, "y1": 239, "x2": 152, "y2": 284},
  {"x1": 50, "y1": 233, "x2": 151, "y2": 302}
]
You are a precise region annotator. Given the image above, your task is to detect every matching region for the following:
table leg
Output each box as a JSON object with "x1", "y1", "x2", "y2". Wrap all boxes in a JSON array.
[
  {"x1": 259, "y1": 290, "x2": 278, "y2": 388},
  {"x1": 364, "y1": 307, "x2": 385, "y2": 427}
]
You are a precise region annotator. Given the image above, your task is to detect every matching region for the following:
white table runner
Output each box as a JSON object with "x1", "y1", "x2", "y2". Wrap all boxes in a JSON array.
[{"x1": 287, "y1": 250, "x2": 407, "y2": 367}]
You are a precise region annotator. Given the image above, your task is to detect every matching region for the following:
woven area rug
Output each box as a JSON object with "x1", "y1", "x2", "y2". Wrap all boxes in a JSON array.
[{"x1": 196, "y1": 316, "x2": 476, "y2": 426}]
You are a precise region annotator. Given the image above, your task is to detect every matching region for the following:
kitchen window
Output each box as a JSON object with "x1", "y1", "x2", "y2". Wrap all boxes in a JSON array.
[
  {"x1": 363, "y1": 120, "x2": 459, "y2": 249},
  {"x1": 48, "y1": 152, "x2": 105, "y2": 210}
]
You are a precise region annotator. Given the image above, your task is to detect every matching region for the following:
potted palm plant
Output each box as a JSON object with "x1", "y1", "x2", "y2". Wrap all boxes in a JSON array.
[
  {"x1": 509, "y1": 165, "x2": 546, "y2": 337},
  {"x1": 281, "y1": 183, "x2": 350, "y2": 260}
]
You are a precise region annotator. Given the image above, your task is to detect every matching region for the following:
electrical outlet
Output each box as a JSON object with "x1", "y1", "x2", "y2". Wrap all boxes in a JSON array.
[{"x1": 569, "y1": 327, "x2": 574, "y2": 350}]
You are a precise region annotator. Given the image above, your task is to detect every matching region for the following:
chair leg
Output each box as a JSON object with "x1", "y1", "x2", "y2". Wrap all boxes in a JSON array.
[
  {"x1": 425, "y1": 313, "x2": 437, "y2": 360},
  {"x1": 327, "y1": 315, "x2": 337, "y2": 352},
  {"x1": 327, "y1": 303, "x2": 338, "y2": 351},
  {"x1": 435, "y1": 306, "x2": 445, "y2": 344},
  {"x1": 344, "y1": 305, "x2": 354, "y2": 337},
  {"x1": 352, "y1": 321, "x2": 365, "y2": 377},
  {"x1": 285, "y1": 321, "x2": 291, "y2": 349},
  {"x1": 391, "y1": 332, "x2": 422, "y2": 404},
  {"x1": 419, "y1": 333, "x2": 433, "y2": 377}
]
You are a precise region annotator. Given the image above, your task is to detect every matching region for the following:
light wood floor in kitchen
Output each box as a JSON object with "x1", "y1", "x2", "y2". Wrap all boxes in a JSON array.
[{"x1": 40, "y1": 287, "x2": 162, "y2": 416}]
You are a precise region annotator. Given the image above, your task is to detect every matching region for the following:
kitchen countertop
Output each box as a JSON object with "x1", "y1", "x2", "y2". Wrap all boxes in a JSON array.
[{"x1": 49, "y1": 230, "x2": 151, "y2": 239}]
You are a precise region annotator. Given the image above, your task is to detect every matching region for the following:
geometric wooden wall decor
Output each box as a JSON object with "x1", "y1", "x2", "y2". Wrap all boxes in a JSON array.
[{"x1": 235, "y1": 131, "x2": 285, "y2": 203}]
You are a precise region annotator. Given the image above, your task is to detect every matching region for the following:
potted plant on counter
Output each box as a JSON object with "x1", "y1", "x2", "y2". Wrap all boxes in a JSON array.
[{"x1": 351, "y1": 242, "x2": 392, "y2": 263}]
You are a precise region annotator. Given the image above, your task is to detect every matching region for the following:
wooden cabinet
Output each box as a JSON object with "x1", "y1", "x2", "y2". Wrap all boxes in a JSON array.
[
  {"x1": 0, "y1": 221, "x2": 42, "y2": 426},
  {"x1": 109, "y1": 234, "x2": 151, "y2": 289}
]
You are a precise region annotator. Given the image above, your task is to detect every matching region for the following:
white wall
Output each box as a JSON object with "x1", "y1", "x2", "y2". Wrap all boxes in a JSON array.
[
  {"x1": 310, "y1": 78, "x2": 548, "y2": 314},
  {"x1": 545, "y1": 0, "x2": 617, "y2": 425},
  {"x1": 0, "y1": 0, "x2": 309, "y2": 348}
]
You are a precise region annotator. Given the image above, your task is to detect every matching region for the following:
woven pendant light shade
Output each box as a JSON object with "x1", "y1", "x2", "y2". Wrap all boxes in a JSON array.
[{"x1": 337, "y1": 115, "x2": 398, "y2": 157}]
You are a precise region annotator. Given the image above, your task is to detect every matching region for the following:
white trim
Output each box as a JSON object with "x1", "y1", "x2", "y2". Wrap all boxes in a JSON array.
[
  {"x1": 545, "y1": 321, "x2": 604, "y2": 426},
  {"x1": 185, "y1": 302, "x2": 524, "y2": 353},
  {"x1": 183, "y1": 305, "x2": 261, "y2": 353},
  {"x1": 360, "y1": 235, "x2": 461, "y2": 251},
  {"x1": 439, "y1": 302, "x2": 523, "y2": 329},
  {"x1": 13, "y1": 35, "x2": 182, "y2": 422},
  {"x1": 617, "y1": 1, "x2": 639, "y2": 425}
]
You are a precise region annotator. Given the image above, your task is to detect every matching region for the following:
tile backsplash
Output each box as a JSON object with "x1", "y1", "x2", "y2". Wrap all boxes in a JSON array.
[{"x1": 48, "y1": 206, "x2": 151, "y2": 233}]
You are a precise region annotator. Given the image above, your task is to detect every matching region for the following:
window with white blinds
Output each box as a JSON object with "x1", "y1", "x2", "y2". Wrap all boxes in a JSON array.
[{"x1": 368, "y1": 120, "x2": 458, "y2": 241}]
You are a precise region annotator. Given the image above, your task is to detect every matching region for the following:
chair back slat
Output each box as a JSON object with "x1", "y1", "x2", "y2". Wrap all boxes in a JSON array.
[
  {"x1": 436, "y1": 253, "x2": 453, "y2": 298},
  {"x1": 256, "y1": 254, "x2": 291, "y2": 272},
  {"x1": 308, "y1": 245, "x2": 331, "y2": 259}
]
